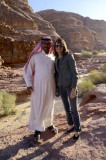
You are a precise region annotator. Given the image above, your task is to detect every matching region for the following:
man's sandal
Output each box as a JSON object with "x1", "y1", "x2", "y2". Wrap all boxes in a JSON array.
[
  {"x1": 34, "y1": 131, "x2": 41, "y2": 142},
  {"x1": 48, "y1": 125, "x2": 58, "y2": 134}
]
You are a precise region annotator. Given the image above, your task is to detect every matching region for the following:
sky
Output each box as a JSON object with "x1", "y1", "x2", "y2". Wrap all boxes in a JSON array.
[{"x1": 28, "y1": 0, "x2": 106, "y2": 21}]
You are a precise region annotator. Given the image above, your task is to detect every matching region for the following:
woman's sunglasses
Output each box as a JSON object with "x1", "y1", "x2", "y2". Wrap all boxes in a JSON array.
[{"x1": 55, "y1": 44, "x2": 64, "y2": 48}]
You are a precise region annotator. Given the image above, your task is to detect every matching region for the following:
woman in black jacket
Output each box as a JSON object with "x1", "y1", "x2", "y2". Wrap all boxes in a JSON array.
[{"x1": 54, "y1": 38, "x2": 81, "y2": 140}]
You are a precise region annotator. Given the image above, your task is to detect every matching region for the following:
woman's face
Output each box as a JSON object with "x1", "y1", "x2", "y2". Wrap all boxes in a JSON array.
[{"x1": 55, "y1": 43, "x2": 64, "y2": 55}]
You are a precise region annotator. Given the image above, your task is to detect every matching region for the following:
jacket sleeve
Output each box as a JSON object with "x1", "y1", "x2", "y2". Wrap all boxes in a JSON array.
[
  {"x1": 67, "y1": 54, "x2": 78, "y2": 88},
  {"x1": 23, "y1": 56, "x2": 35, "y2": 87}
]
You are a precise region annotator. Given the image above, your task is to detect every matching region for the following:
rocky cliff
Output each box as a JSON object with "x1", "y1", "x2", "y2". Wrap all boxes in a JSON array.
[
  {"x1": 0, "y1": 0, "x2": 59, "y2": 63},
  {"x1": 83, "y1": 17, "x2": 106, "y2": 50},
  {"x1": 0, "y1": 1, "x2": 106, "y2": 64},
  {"x1": 38, "y1": 10, "x2": 106, "y2": 52}
]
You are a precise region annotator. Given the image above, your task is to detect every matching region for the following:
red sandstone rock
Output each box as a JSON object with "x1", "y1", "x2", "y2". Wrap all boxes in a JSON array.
[
  {"x1": 80, "y1": 84, "x2": 106, "y2": 106},
  {"x1": 38, "y1": 9, "x2": 106, "y2": 51},
  {"x1": 0, "y1": 0, "x2": 59, "y2": 63}
]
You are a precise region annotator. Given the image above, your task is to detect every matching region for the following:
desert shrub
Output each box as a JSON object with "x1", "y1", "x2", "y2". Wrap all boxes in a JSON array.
[
  {"x1": 99, "y1": 49, "x2": 105, "y2": 53},
  {"x1": 98, "y1": 64, "x2": 106, "y2": 71},
  {"x1": 89, "y1": 70, "x2": 106, "y2": 84},
  {"x1": 0, "y1": 90, "x2": 16, "y2": 116},
  {"x1": 0, "y1": 91, "x2": 3, "y2": 108},
  {"x1": 78, "y1": 79, "x2": 95, "y2": 97},
  {"x1": 92, "y1": 50, "x2": 106, "y2": 55},
  {"x1": 81, "y1": 50, "x2": 92, "y2": 58},
  {"x1": 92, "y1": 50, "x2": 99, "y2": 55}
]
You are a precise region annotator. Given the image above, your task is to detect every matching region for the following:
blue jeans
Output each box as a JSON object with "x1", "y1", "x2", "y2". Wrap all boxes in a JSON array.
[{"x1": 59, "y1": 86, "x2": 81, "y2": 132}]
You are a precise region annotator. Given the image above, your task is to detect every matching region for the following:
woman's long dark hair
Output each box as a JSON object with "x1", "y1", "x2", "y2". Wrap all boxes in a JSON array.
[{"x1": 54, "y1": 38, "x2": 70, "y2": 58}]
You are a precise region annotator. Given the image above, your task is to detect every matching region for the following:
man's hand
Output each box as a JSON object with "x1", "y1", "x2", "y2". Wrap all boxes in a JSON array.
[
  {"x1": 27, "y1": 86, "x2": 33, "y2": 94},
  {"x1": 70, "y1": 88, "x2": 76, "y2": 99}
]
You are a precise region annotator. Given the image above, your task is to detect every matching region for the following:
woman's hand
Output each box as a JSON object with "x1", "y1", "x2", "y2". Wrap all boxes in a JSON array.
[
  {"x1": 27, "y1": 86, "x2": 33, "y2": 94},
  {"x1": 70, "y1": 88, "x2": 76, "y2": 99}
]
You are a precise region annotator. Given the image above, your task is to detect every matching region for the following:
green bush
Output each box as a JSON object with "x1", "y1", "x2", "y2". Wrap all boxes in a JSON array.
[
  {"x1": 99, "y1": 49, "x2": 105, "y2": 53},
  {"x1": 0, "y1": 91, "x2": 3, "y2": 109},
  {"x1": 78, "y1": 70, "x2": 106, "y2": 97},
  {"x1": 89, "y1": 70, "x2": 106, "y2": 84},
  {"x1": 92, "y1": 50, "x2": 99, "y2": 55},
  {"x1": 81, "y1": 50, "x2": 92, "y2": 58},
  {"x1": 98, "y1": 64, "x2": 104, "y2": 71},
  {"x1": 92, "y1": 50, "x2": 105, "y2": 55},
  {"x1": 0, "y1": 90, "x2": 16, "y2": 116},
  {"x1": 78, "y1": 79, "x2": 95, "y2": 97}
]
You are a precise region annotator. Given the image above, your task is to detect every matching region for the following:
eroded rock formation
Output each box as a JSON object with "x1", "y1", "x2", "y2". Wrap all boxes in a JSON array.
[
  {"x1": 38, "y1": 10, "x2": 106, "y2": 51},
  {"x1": 1, "y1": 1, "x2": 106, "y2": 64},
  {"x1": 80, "y1": 84, "x2": 106, "y2": 106},
  {"x1": 0, "y1": 0, "x2": 59, "y2": 63}
]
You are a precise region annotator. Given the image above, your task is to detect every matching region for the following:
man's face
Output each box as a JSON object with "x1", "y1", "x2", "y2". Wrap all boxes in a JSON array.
[{"x1": 41, "y1": 41, "x2": 52, "y2": 54}]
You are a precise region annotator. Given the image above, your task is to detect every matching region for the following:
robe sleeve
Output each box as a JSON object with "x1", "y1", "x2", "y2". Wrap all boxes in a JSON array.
[{"x1": 23, "y1": 56, "x2": 35, "y2": 87}]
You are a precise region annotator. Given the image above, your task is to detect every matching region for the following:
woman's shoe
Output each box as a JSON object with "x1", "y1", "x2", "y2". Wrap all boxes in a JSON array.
[
  {"x1": 72, "y1": 134, "x2": 79, "y2": 141},
  {"x1": 65, "y1": 127, "x2": 74, "y2": 134}
]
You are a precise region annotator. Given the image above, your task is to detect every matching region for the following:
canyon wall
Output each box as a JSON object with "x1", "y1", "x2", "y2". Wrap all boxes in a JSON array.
[
  {"x1": 38, "y1": 10, "x2": 106, "y2": 52},
  {"x1": 0, "y1": 1, "x2": 106, "y2": 64}
]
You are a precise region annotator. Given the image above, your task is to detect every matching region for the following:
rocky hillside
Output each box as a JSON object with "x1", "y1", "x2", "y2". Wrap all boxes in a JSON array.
[
  {"x1": 38, "y1": 9, "x2": 106, "y2": 52},
  {"x1": 0, "y1": 0, "x2": 59, "y2": 63},
  {"x1": 0, "y1": 0, "x2": 106, "y2": 64},
  {"x1": 72, "y1": 14, "x2": 106, "y2": 48}
]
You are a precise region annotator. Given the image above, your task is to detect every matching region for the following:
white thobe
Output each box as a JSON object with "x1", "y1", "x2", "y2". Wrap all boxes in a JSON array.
[{"x1": 23, "y1": 51, "x2": 55, "y2": 131}]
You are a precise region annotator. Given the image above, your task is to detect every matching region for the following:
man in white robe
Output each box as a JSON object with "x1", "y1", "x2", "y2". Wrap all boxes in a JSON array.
[{"x1": 23, "y1": 36, "x2": 58, "y2": 142}]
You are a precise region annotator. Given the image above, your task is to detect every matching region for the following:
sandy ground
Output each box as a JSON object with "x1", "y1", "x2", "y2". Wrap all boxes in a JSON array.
[{"x1": 0, "y1": 97, "x2": 106, "y2": 160}]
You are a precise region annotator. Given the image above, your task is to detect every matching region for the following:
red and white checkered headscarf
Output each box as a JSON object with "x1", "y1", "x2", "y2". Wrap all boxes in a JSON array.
[{"x1": 24, "y1": 36, "x2": 53, "y2": 72}]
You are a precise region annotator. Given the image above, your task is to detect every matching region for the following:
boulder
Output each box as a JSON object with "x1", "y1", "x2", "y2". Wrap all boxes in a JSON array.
[
  {"x1": 80, "y1": 102, "x2": 106, "y2": 120},
  {"x1": 80, "y1": 84, "x2": 106, "y2": 106}
]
